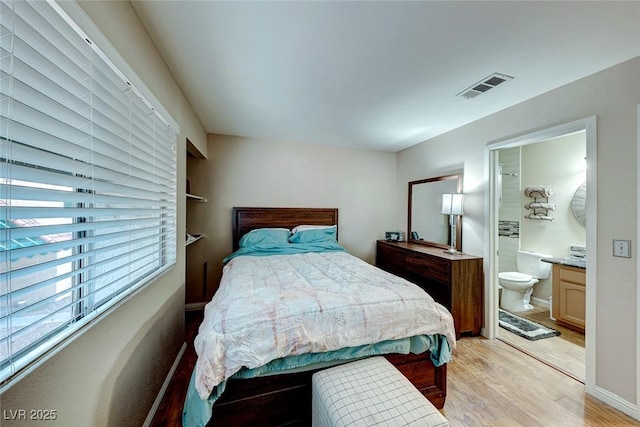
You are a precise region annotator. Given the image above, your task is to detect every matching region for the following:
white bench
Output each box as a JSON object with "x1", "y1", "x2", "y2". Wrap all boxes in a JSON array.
[{"x1": 312, "y1": 356, "x2": 449, "y2": 427}]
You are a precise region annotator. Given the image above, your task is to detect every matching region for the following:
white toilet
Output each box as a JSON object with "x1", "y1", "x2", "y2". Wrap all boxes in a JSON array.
[{"x1": 498, "y1": 250, "x2": 552, "y2": 312}]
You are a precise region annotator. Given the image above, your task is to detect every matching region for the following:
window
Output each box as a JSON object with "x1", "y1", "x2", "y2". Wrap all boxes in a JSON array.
[{"x1": 0, "y1": 0, "x2": 177, "y2": 387}]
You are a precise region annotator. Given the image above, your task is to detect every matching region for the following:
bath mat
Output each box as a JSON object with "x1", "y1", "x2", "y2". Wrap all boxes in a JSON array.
[{"x1": 499, "y1": 309, "x2": 560, "y2": 341}]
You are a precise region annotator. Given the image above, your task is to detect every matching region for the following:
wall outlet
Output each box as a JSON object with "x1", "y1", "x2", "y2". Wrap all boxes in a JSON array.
[{"x1": 613, "y1": 239, "x2": 631, "y2": 258}]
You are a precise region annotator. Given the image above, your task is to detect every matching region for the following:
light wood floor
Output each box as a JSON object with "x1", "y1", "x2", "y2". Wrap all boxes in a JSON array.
[
  {"x1": 497, "y1": 305, "x2": 585, "y2": 382},
  {"x1": 444, "y1": 337, "x2": 640, "y2": 426},
  {"x1": 153, "y1": 311, "x2": 639, "y2": 426}
]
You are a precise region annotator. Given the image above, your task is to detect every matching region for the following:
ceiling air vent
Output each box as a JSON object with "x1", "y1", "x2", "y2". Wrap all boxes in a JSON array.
[{"x1": 457, "y1": 73, "x2": 513, "y2": 100}]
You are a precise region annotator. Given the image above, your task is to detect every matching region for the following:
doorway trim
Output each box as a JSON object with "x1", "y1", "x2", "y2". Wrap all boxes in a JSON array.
[
  {"x1": 485, "y1": 116, "x2": 597, "y2": 394},
  {"x1": 637, "y1": 104, "x2": 640, "y2": 421}
]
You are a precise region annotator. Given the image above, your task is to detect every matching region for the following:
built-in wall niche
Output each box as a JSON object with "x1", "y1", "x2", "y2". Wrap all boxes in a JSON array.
[
  {"x1": 186, "y1": 139, "x2": 206, "y2": 245},
  {"x1": 186, "y1": 186, "x2": 205, "y2": 246},
  {"x1": 186, "y1": 138, "x2": 208, "y2": 309}
]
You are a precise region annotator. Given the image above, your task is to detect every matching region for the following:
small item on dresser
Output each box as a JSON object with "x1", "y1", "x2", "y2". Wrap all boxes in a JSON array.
[{"x1": 385, "y1": 231, "x2": 405, "y2": 241}]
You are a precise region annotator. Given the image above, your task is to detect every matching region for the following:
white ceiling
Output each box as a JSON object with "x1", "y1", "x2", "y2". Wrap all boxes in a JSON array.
[{"x1": 132, "y1": 1, "x2": 640, "y2": 152}]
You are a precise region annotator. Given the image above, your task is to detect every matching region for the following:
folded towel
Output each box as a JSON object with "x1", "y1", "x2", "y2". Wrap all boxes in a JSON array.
[
  {"x1": 525, "y1": 213, "x2": 554, "y2": 221},
  {"x1": 524, "y1": 185, "x2": 553, "y2": 198},
  {"x1": 524, "y1": 202, "x2": 556, "y2": 210}
]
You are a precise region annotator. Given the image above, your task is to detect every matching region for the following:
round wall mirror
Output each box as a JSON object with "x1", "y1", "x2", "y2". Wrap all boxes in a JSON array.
[{"x1": 571, "y1": 182, "x2": 586, "y2": 227}]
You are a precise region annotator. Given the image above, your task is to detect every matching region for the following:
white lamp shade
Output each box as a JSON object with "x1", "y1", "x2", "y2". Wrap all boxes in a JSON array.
[{"x1": 441, "y1": 193, "x2": 464, "y2": 215}]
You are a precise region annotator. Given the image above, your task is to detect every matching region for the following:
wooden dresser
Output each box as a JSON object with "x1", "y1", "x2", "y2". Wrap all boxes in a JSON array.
[{"x1": 376, "y1": 240, "x2": 483, "y2": 338}]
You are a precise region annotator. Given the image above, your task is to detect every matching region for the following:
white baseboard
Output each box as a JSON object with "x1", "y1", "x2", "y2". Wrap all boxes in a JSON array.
[
  {"x1": 590, "y1": 385, "x2": 639, "y2": 421},
  {"x1": 185, "y1": 302, "x2": 207, "y2": 311},
  {"x1": 143, "y1": 342, "x2": 187, "y2": 427}
]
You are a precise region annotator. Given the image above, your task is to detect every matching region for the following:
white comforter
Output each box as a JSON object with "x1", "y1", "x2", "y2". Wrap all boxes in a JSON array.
[{"x1": 194, "y1": 251, "x2": 456, "y2": 400}]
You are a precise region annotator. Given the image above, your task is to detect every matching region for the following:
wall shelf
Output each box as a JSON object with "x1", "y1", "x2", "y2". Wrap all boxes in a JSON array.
[
  {"x1": 523, "y1": 185, "x2": 554, "y2": 221},
  {"x1": 186, "y1": 193, "x2": 207, "y2": 202},
  {"x1": 186, "y1": 234, "x2": 204, "y2": 246},
  {"x1": 186, "y1": 137, "x2": 209, "y2": 309}
]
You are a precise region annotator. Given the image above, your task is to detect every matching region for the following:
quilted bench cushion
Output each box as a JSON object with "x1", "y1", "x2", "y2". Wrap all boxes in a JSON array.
[{"x1": 311, "y1": 356, "x2": 449, "y2": 427}]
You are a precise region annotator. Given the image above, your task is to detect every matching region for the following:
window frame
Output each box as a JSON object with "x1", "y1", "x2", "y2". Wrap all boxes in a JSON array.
[{"x1": 0, "y1": 0, "x2": 180, "y2": 391}]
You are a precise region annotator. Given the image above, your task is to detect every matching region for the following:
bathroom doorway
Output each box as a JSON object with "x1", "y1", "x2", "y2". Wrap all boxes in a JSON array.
[{"x1": 486, "y1": 117, "x2": 596, "y2": 390}]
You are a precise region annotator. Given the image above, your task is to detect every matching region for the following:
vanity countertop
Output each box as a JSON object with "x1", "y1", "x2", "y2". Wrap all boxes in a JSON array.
[{"x1": 542, "y1": 257, "x2": 586, "y2": 269}]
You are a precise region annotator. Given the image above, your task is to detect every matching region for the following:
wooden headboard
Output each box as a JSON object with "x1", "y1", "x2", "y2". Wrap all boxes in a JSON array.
[{"x1": 232, "y1": 207, "x2": 339, "y2": 251}]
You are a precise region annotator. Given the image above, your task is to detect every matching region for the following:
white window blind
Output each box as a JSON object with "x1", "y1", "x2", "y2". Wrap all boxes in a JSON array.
[{"x1": 0, "y1": 0, "x2": 177, "y2": 387}]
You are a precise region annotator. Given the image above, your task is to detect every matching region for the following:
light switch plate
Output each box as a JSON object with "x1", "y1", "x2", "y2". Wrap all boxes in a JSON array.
[{"x1": 613, "y1": 239, "x2": 631, "y2": 258}]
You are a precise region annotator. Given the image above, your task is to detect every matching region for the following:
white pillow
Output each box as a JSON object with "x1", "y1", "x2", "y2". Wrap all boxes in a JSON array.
[{"x1": 291, "y1": 224, "x2": 336, "y2": 234}]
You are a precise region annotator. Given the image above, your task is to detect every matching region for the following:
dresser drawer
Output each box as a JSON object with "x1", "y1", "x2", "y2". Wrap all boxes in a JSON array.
[
  {"x1": 416, "y1": 280, "x2": 451, "y2": 308},
  {"x1": 376, "y1": 244, "x2": 406, "y2": 276},
  {"x1": 405, "y1": 253, "x2": 449, "y2": 284}
]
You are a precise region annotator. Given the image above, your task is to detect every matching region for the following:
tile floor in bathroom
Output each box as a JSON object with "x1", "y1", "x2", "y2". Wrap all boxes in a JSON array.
[{"x1": 497, "y1": 304, "x2": 586, "y2": 382}]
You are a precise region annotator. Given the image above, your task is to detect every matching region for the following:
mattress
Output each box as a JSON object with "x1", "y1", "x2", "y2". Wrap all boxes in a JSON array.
[{"x1": 194, "y1": 250, "x2": 456, "y2": 401}]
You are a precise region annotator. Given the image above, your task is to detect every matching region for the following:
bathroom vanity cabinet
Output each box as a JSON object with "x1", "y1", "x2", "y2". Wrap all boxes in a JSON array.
[
  {"x1": 551, "y1": 263, "x2": 586, "y2": 332},
  {"x1": 376, "y1": 240, "x2": 483, "y2": 338}
]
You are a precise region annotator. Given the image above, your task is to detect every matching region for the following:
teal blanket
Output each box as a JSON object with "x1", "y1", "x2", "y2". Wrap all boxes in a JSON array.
[
  {"x1": 223, "y1": 242, "x2": 346, "y2": 264},
  {"x1": 182, "y1": 334, "x2": 452, "y2": 426}
]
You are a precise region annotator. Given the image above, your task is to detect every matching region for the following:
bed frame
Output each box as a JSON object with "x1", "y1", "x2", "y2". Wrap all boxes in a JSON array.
[
  {"x1": 208, "y1": 207, "x2": 447, "y2": 426},
  {"x1": 232, "y1": 207, "x2": 340, "y2": 251}
]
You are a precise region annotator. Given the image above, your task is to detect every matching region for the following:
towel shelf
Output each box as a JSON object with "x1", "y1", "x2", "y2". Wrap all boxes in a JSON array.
[
  {"x1": 525, "y1": 213, "x2": 554, "y2": 221},
  {"x1": 524, "y1": 185, "x2": 554, "y2": 221}
]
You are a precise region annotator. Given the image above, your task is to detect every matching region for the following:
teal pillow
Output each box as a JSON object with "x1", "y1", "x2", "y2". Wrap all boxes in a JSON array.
[
  {"x1": 238, "y1": 228, "x2": 291, "y2": 248},
  {"x1": 289, "y1": 225, "x2": 337, "y2": 244}
]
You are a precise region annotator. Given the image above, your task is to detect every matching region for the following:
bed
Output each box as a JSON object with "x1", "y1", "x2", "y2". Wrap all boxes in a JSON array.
[{"x1": 183, "y1": 207, "x2": 456, "y2": 426}]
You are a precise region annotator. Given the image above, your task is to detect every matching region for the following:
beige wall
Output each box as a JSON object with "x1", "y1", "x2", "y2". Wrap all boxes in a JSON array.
[
  {"x1": 520, "y1": 132, "x2": 587, "y2": 258},
  {"x1": 397, "y1": 57, "x2": 640, "y2": 405},
  {"x1": 0, "y1": 1, "x2": 206, "y2": 426},
  {"x1": 521, "y1": 133, "x2": 587, "y2": 300},
  {"x1": 187, "y1": 134, "x2": 397, "y2": 297}
]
